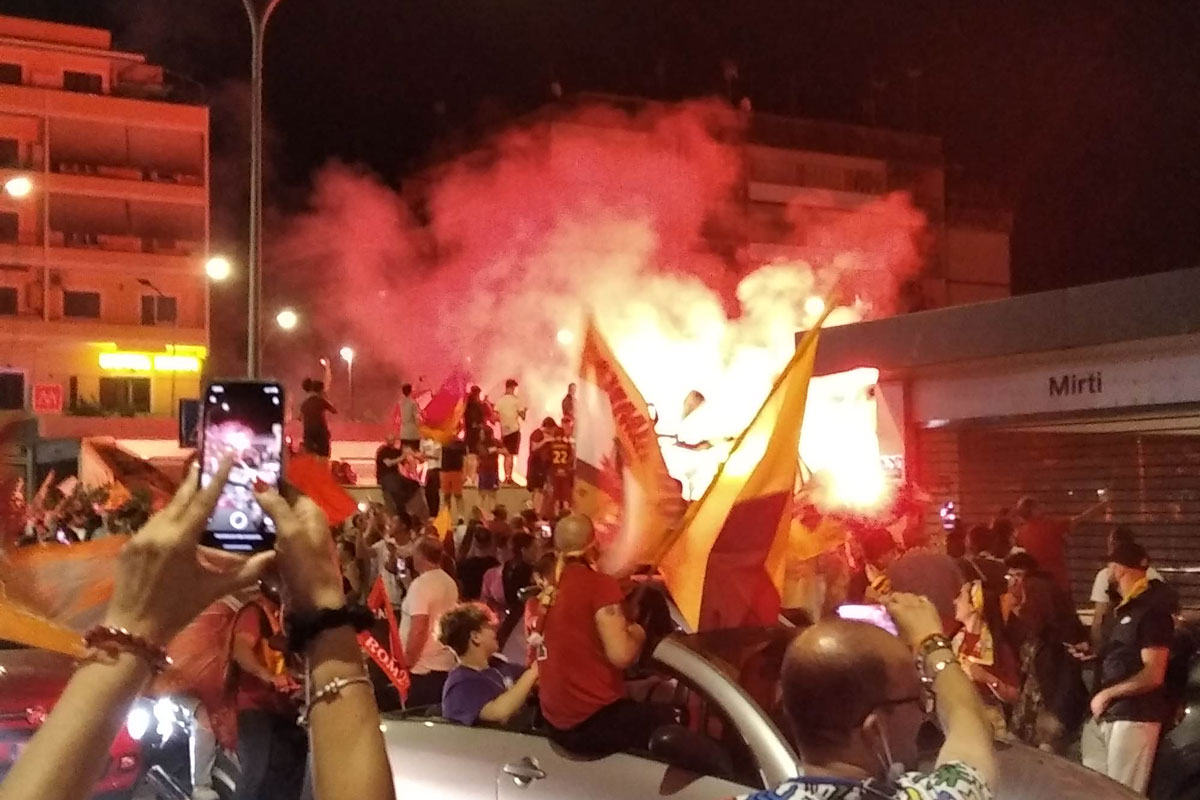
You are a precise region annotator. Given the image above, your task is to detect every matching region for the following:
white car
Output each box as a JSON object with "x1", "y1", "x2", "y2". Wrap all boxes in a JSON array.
[{"x1": 380, "y1": 625, "x2": 1139, "y2": 800}]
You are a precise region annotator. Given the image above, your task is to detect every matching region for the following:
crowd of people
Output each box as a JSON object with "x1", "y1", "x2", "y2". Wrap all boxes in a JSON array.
[{"x1": 784, "y1": 496, "x2": 1182, "y2": 795}]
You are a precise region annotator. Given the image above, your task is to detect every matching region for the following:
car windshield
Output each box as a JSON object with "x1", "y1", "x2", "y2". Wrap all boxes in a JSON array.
[{"x1": 672, "y1": 626, "x2": 797, "y2": 733}]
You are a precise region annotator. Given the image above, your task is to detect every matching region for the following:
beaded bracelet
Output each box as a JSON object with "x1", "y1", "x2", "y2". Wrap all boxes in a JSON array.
[
  {"x1": 83, "y1": 626, "x2": 173, "y2": 674},
  {"x1": 297, "y1": 675, "x2": 373, "y2": 727}
]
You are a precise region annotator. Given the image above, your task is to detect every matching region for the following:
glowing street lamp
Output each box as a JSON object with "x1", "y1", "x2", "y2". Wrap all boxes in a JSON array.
[
  {"x1": 3, "y1": 176, "x2": 33, "y2": 199},
  {"x1": 205, "y1": 255, "x2": 232, "y2": 281},
  {"x1": 804, "y1": 296, "x2": 826, "y2": 317},
  {"x1": 275, "y1": 308, "x2": 299, "y2": 331},
  {"x1": 339, "y1": 346, "x2": 355, "y2": 418}
]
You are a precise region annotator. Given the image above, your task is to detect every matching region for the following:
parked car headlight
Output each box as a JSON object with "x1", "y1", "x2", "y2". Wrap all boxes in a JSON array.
[{"x1": 126, "y1": 705, "x2": 151, "y2": 741}]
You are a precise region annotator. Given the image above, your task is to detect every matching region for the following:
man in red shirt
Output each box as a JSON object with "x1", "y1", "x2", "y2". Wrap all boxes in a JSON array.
[
  {"x1": 538, "y1": 514, "x2": 667, "y2": 754},
  {"x1": 1014, "y1": 495, "x2": 1106, "y2": 599}
]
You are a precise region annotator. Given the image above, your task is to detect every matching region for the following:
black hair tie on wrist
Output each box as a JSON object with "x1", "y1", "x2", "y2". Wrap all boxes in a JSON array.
[{"x1": 284, "y1": 604, "x2": 375, "y2": 653}]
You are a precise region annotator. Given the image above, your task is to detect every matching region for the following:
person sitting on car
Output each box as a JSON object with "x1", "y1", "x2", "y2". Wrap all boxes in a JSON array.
[
  {"x1": 735, "y1": 593, "x2": 996, "y2": 800},
  {"x1": 538, "y1": 514, "x2": 672, "y2": 755},
  {"x1": 437, "y1": 602, "x2": 538, "y2": 726}
]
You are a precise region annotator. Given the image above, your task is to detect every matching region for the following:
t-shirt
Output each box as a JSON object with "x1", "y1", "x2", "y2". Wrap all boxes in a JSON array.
[
  {"x1": 441, "y1": 661, "x2": 525, "y2": 725},
  {"x1": 399, "y1": 397, "x2": 421, "y2": 440},
  {"x1": 562, "y1": 393, "x2": 575, "y2": 419},
  {"x1": 375, "y1": 443, "x2": 403, "y2": 480},
  {"x1": 546, "y1": 440, "x2": 574, "y2": 477},
  {"x1": 300, "y1": 395, "x2": 334, "y2": 437},
  {"x1": 538, "y1": 563, "x2": 626, "y2": 730},
  {"x1": 442, "y1": 440, "x2": 468, "y2": 473},
  {"x1": 420, "y1": 439, "x2": 442, "y2": 470},
  {"x1": 400, "y1": 568, "x2": 459, "y2": 674},
  {"x1": 464, "y1": 397, "x2": 486, "y2": 430},
  {"x1": 1098, "y1": 580, "x2": 1176, "y2": 722},
  {"x1": 495, "y1": 393, "x2": 526, "y2": 435},
  {"x1": 734, "y1": 762, "x2": 991, "y2": 800},
  {"x1": 478, "y1": 440, "x2": 500, "y2": 475},
  {"x1": 1015, "y1": 517, "x2": 1072, "y2": 594},
  {"x1": 232, "y1": 601, "x2": 293, "y2": 715},
  {"x1": 1090, "y1": 565, "x2": 1164, "y2": 603}
]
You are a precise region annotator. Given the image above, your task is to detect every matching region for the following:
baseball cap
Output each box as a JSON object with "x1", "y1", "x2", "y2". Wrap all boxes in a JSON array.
[{"x1": 1110, "y1": 540, "x2": 1149, "y2": 570}]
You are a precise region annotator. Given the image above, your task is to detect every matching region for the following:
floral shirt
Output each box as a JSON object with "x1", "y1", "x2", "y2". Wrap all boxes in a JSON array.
[{"x1": 735, "y1": 762, "x2": 991, "y2": 800}]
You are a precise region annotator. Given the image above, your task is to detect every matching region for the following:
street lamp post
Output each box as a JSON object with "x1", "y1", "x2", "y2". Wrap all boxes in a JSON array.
[
  {"x1": 339, "y1": 346, "x2": 355, "y2": 419},
  {"x1": 242, "y1": 0, "x2": 286, "y2": 378}
]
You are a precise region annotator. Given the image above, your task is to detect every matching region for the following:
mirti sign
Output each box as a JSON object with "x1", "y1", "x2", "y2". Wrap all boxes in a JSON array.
[{"x1": 912, "y1": 344, "x2": 1200, "y2": 423}]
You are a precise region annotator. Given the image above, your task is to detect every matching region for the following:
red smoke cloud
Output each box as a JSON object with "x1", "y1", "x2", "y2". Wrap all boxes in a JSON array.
[{"x1": 269, "y1": 98, "x2": 926, "y2": 431}]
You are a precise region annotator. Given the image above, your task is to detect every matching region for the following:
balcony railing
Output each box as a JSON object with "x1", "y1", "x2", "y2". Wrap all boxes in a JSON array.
[
  {"x1": 52, "y1": 161, "x2": 204, "y2": 187},
  {"x1": 48, "y1": 231, "x2": 202, "y2": 256}
]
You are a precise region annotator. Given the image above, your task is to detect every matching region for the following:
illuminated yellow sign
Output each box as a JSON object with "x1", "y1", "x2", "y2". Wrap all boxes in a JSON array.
[{"x1": 98, "y1": 351, "x2": 202, "y2": 373}]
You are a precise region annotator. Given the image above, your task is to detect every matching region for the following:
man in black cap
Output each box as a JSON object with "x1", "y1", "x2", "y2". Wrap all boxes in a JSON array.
[{"x1": 1080, "y1": 540, "x2": 1174, "y2": 793}]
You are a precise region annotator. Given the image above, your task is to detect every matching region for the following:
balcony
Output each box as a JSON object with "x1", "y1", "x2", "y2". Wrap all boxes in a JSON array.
[
  {"x1": 45, "y1": 170, "x2": 204, "y2": 205},
  {"x1": 0, "y1": 314, "x2": 205, "y2": 346}
]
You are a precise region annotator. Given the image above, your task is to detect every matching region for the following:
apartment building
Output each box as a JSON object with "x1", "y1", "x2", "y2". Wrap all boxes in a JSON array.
[
  {"x1": 406, "y1": 92, "x2": 1011, "y2": 310},
  {"x1": 0, "y1": 14, "x2": 209, "y2": 419}
]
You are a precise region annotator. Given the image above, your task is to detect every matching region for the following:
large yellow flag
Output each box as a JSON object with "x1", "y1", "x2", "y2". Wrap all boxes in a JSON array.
[
  {"x1": 574, "y1": 320, "x2": 687, "y2": 575},
  {"x1": 659, "y1": 309, "x2": 830, "y2": 630}
]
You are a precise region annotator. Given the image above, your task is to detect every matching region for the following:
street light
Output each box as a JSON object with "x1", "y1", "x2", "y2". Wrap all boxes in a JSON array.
[
  {"x1": 205, "y1": 255, "x2": 232, "y2": 281},
  {"x1": 275, "y1": 308, "x2": 298, "y2": 331},
  {"x1": 339, "y1": 346, "x2": 355, "y2": 418},
  {"x1": 3, "y1": 176, "x2": 32, "y2": 199},
  {"x1": 242, "y1": 0, "x2": 287, "y2": 379}
]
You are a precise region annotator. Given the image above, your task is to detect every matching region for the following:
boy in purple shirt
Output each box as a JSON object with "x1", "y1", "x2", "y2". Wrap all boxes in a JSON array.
[{"x1": 437, "y1": 603, "x2": 538, "y2": 726}]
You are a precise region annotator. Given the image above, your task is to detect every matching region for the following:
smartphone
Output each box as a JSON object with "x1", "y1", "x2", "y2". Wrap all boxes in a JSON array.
[
  {"x1": 199, "y1": 380, "x2": 284, "y2": 552},
  {"x1": 837, "y1": 603, "x2": 899, "y2": 636}
]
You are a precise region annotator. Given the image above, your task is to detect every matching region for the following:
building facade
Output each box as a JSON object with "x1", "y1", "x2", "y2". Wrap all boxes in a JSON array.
[
  {"x1": 812, "y1": 268, "x2": 1200, "y2": 607},
  {"x1": 0, "y1": 14, "x2": 209, "y2": 420}
]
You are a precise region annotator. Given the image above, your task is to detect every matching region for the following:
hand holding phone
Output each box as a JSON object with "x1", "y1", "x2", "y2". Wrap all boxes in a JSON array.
[
  {"x1": 836, "y1": 603, "x2": 900, "y2": 636},
  {"x1": 199, "y1": 381, "x2": 285, "y2": 553}
]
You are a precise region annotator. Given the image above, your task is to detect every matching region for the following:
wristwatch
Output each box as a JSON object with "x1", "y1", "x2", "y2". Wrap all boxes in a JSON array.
[{"x1": 915, "y1": 633, "x2": 956, "y2": 685}]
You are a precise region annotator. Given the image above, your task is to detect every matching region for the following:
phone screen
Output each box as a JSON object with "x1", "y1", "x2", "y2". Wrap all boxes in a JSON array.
[
  {"x1": 199, "y1": 381, "x2": 284, "y2": 552},
  {"x1": 836, "y1": 603, "x2": 899, "y2": 636}
]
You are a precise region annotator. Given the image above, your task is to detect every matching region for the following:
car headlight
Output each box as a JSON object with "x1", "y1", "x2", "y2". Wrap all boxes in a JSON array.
[{"x1": 126, "y1": 706, "x2": 151, "y2": 741}]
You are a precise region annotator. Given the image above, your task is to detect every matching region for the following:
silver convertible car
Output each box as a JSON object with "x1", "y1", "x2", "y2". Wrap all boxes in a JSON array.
[{"x1": 379, "y1": 626, "x2": 1139, "y2": 800}]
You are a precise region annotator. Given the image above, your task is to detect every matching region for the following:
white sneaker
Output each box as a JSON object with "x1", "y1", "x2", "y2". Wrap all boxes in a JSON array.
[{"x1": 192, "y1": 788, "x2": 220, "y2": 800}]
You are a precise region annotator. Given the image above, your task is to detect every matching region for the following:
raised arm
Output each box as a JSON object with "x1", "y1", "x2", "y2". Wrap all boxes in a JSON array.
[
  {"x1": 886, "y1": 593, "x2": 996, "y2": 787},
  {"x1": 258, "y1": 488, "x2": 395, "y2": 800},
  {"x1": 0, "y1": 461, "x2": 273, "y2": 800}
]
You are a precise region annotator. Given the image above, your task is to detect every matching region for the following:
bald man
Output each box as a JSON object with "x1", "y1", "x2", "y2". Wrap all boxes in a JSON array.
[
  {"x1": 538, "y1": 514, "x2": 665, "y2": 754},
  {"x1": 737, "y1": 593, "x2": 995, "y2": 800}
]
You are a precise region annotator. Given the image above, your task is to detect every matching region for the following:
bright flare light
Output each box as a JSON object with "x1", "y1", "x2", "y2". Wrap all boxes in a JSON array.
[
  {"x1": 339, "y1": 346, "x2": 355, "y2": 364},
  {"x1": 205, "y1": 256, "x2": 232, "y2": 281},
  {"x1": 125, "y1": 707, "x2": 151, "y2": 741},
  {"x1": 803, "y1": 296, "x2": 825, "y2": 317},
  {"x1": 276, "y1": 309, "x2": 299, "y2": 331},
  {"x1": 3, "y1": 176, "x2": 33, "y2": 198},
  {"x1": 556, "y1": 328, "x2": 575, "y2": 346}
]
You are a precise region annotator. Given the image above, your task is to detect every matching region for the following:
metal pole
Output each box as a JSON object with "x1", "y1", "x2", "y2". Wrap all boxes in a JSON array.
[
  {"x1": 242, "y1": 0, "x2": 282, "y2": 378},
  {"x1": 348, "y1": 360, "x2": 354, "y2": 420},
  {"x1": 245, "y1": 13, "x2": 263, "y2": 377}
]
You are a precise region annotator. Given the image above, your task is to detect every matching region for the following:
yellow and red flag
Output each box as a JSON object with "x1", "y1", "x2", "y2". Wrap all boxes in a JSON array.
[
  {"x1": 574, "y1": 321, "x2": 687, "y2": 575},
  {"x1": 659, "y1": 308, "x2": 831, "y2": 630},
  {"x1": 417, "y1": 370, "x2": 469, "y2": 444}
]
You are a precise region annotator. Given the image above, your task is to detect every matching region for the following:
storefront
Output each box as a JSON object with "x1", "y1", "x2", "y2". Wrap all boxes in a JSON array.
[{"x1": 813, "y1": 267, "x2": 1200, "y2": 606}]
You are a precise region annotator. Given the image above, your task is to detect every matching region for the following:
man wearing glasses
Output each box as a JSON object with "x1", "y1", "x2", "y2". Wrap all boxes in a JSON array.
[{"x1": 735, "y1": 593, "x2": 995, "y2": 800}]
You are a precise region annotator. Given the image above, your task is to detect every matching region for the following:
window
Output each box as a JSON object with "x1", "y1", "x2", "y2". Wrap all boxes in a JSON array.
[
  {"x1": 0, "y1": 372, "x2": 24, "y2": 410},
  {"x1": 0, "y1": 63, "x2": 20, "y2": 85},
  {"x1": 140, "y1": 295, "x2": 177, "y2": 325},
  {"x1": 63, "y1": 71, "x2": 103, "y2": 94},
  {"x1": 0, "y1": 212, "x2": 16, "y2": 244},
  {"x1": 0, "y1": 138, "x2": 17, "y2": 168},
  {"x1": 0, "y1": 287, "x2": 17, "y2": 315},
  {"x1": 99, "y1": 377, "x2": 151, "y2": 413},
  {"x1": 63, "y1": 290, "x2": 101, "y2": 318}
]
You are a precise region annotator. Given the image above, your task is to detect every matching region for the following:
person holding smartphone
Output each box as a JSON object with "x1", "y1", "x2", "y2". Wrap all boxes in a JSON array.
[{"x1": 735, "y1": 593, "x2": 995, "y2": 800}]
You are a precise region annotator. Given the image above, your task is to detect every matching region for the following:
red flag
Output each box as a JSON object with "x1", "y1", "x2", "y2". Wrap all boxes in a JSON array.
[
  {"x1": 359, "y1": 577, "x2": 409, "y2": 701},
  {"x1": 419, "y1": 370, "x2": 469, "y2": 444},
  {"x1": 285, "y1": 453, "x2": 357, "y2": 525}
]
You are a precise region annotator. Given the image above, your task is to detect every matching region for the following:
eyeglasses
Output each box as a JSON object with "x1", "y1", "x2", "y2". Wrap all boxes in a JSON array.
[{"x1": 876, "y1": 686, "x2": 936, "y2": 717}]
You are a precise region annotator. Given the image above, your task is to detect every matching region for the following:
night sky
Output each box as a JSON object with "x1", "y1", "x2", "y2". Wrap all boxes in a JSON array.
[{"x1": 9, "y1": 1, "x2": 1200, "y2": 327}]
